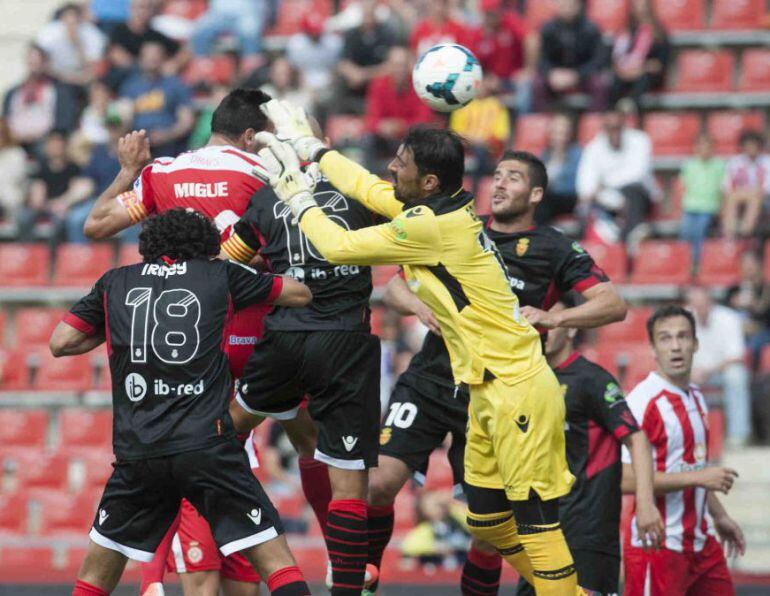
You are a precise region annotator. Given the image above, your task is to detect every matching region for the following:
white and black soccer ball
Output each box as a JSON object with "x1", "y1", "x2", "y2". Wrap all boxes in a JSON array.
[{"x1": 412, "y1": 43, "x2": 483, "y2": 113}]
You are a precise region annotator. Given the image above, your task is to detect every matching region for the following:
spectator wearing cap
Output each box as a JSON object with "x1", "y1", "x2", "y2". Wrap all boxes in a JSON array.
[
  {"x1": 35, "y1": 3, "x2": 106, "y2": 88},
  {"x1": 90, "y1": 0, "x2": 131, "y2": 35},
  {"x1": 721, "y1": 130, "x2": 770, "y2": 239},
  {"x1": 362, "y1": 46, "x2": 434, "y2": 171},
  {"x1": 118, "y1": 41, "x2": 194, "y2": 157},
  {"x1": 2, "y1": 44, "x2": 78, "y2": 156},
  {"x1": 409, "y1": 0, "x2": 473, "y2": 58},
  {"x1": 469, "y1": 0, "x2": 538, "y2": 113},
  {"x1": 534, "y1": 0, "x2": 608, "y2": 112},
  {"x1": 286, "y1": 13, "x2": 343, "y2": 115},
  {"x1": 337, "y1": 0, "x2": 396, "y2": 114}
]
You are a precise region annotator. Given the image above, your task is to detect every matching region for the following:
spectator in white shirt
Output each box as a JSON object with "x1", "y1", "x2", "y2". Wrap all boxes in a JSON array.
[
  {"x1": 576, "y1": 109, "x2": 654, "y2": 243},
  {"x1": 35, "y1": 3, "x2": 106, "y2": 87},
  {"x1": 687, "y1": 286, "x2": 752, "y2": 447},
  {"x1": 721, "y1": 130, "x2": 770, "y2": 239}
]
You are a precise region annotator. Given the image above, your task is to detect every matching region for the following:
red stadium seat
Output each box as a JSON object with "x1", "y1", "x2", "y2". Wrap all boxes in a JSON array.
[
  {"x1": 630, "y1": 241, "x2": 692, "y2": 285},
  {"x1": 0, "y1": 244, "x2": 50, "y2": 286},
  {"x1": 52, "y1": 244, "x2": 115, "y2": 287},
  {"x1": 653, "y1": 0, "x2": 705, "y2": 30},
  {"x1": 117, "y1": 243, "x2": 141, "y2": 267},
  {"x1": 0, "y1": 409, "x2": 48, "y2": 448},
  {"x1": 58, "y1": 409, "x2": 113, "y2": 448},
  {"x1": 266, "y1": 0, "x2": 333, "y2": 36},
  {"x1": 587, "y1": 0, "x2": 629, "y2": 33},
  {"x1": 696, "y1": 240, "x2": 747, "y2": 286},
  {"x1": 577, "y1": 112, "x2": 603, "y2": 146},
  {"x1": 764, "y1": 242, "x2": 770, "y2": 280},
  {"x1": 621, "y1": 345, "x2": 657, "y2": 390},
  {"x1": 525, "y1": 0, "x2": 558, "y2": 29},
  {"x1": 326, "y1": 115, "x2": 366, "y2": 146},
  {"x1": 0, "y1": 492, "x2": 29, "y2": 534},
  {"x1": 14, "y1": 307, "x2": 67, "y2": 349},
  {"x1": 372, "y1": 265, "x2": 400, "y2": 290},
  {"x1": 739, "y1": 49, "x2": 770, "y2": 92},
  {"x1": 0, "y1": 311, "x2": 5, "y2": 346},
  {"x1": 514, "y1": 114, "x2": 550, "y2": 155},
  {"x1": 423, "y1": 449, "x2": 455, "y2": 492},
  {"x1": 706, "y1": 111, "x2": 766, "y2": 155},
  {"x1": 0, "y1": 448, "x2": 69, "y2": 490},
  {"x1": 675, "y1": 50, "x2": 734, "y2": 93},
  {"x1": 393, "y1": 488, "x2": 417, "y2": 531},
  {"x1": 0, "y1": 547, "x2": 54, "y2": 574},
  {"x1": 0, "y1": 349, "x2": 32, "y2": 390},
  {"x1": 62, "y1": 447, "x2": 114, "y2": 489},
  {"x1": 161, "y1": 0, "x2": 208, "y2": 20},
  {"x1": 30, "y1": 489, "x2": 95, "y2": 535},
  {"x1": 35, "y1": 353, "x2": 93, "y2": 392},
  {"x1": 643, "y1": 112, "x2": 700, "y2": 156},
  {"x1": 597, "y1": 307, "x2": 654, "y2": 347},
  {"x1": 760, "y1": 345, "x2": 770, "y2": 373},
  {"x1": 182, "y1": 55, "x2": 236, "y2": 86},
  {"x1": 474, "y1": 177, "x2": 493, "y2": 215},
  {"x1": 579, "y1": 241, "x2": 627, "y2": 282},
  {"x1": 711, "y1": 0, "x2": 765, "y2": 30}
]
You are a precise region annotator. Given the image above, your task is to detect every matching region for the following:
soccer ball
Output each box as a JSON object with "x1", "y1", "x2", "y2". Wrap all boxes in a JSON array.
[{"x1": 412, "y1": 44, "x2": 483, "y2": 113}]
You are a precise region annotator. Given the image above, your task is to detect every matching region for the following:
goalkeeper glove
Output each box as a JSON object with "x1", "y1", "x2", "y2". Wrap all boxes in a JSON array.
[{"x1": 260, "y1": 99, "x2": 327, "y2": 162}]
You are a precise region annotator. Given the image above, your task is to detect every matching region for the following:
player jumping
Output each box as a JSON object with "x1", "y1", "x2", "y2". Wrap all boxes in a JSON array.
[{"x1": 51, "y1": 209, "x2": 313, "y2": 596}]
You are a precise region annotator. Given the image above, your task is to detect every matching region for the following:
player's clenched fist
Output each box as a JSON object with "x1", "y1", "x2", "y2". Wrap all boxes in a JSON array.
[
  {"x1": 260, "y1": 99, "x2": 326, "y2": 161},
  {"x1": 118, "y1": 129, "x2": 151, "y2": 176}
]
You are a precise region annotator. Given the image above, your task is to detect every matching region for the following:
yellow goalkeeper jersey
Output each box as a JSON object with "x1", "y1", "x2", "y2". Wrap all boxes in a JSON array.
[{"x1": 298, "y1": 150, "x2": 545, "y2": 387}]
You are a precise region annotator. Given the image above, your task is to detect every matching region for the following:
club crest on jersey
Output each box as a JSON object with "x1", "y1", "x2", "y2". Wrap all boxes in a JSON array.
[
  {"x1": 187, "y1": 542, "x2": 203, "y2": 564},
  {"x1": 516, "y1": 238, "x2": 530, "y2": 257},
  {"x1": 380, "y1": 428, "x2": 392, "y2": 446}
]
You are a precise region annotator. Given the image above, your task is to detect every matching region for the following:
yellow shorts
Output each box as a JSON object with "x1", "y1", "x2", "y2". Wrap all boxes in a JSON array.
[{"x1": 464, "y1": 364, "x2": 574, "y2": 501}]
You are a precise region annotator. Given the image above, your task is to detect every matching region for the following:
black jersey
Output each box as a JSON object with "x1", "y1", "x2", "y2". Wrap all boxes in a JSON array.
[
  {"x1": 553, "y1": 352, "x2": 639, "y2": 555},
  {"x1": 64, "y1": 258, "x2": 282, "y2": 460},
  {"x1": 229, "y1": 177, "x2": 375, "y2": 332},
  {"x1": 402, "y1": 222, "x2": 609, "y2": 388}
]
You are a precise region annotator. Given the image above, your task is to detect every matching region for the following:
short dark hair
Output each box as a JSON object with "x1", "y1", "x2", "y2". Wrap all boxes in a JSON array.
[
  {"x1": 646, "y1": 304, "x2": 697, "y2": 344},
  {"x1": 211, "y1": 88, "x2": 272, "y2": 139},
  {"x1": 739, "y1": 129, "x2": 764, "y2": 148},
  {"x1": 139, "y1": 208, "x2": 221, "y2": 263},
  {"x1": 402, "y1": 126, "x2": 465, "y2": 193},
  {"x1": 500, "y1": 150, "x2": 549, "y2": 192}
]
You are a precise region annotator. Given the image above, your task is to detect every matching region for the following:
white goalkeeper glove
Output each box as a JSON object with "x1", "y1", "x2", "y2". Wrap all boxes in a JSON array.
[
  {"x1": 260, "y1": 99, "x2": 327, "y2": 162},
  {"x1": 254, "y1": 132, "x2": 318, "y2": 221}
]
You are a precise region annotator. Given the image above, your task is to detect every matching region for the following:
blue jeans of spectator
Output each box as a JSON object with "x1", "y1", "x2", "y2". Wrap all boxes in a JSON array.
[
  {"x1": 65, "y1": 199, "x2": 96, "y2": 243},
  {"x1": 680, "y1": 211, "x2": 714, "y2": 267},
  {"x1": 190, "y1": 7, "x2": 265, "y2": 56},
  {"x1": 709, "y1": 364, "x2": 752, "y2": 443}
]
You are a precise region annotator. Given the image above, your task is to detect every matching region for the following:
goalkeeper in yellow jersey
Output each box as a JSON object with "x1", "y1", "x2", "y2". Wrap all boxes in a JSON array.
[{"x1": 254, "y1": 100, "x2": 579, "y2": 595}]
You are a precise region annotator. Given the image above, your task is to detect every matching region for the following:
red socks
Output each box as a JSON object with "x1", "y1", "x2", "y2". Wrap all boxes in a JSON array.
[
  {"x1": 139, "y1": 508, "x2": 181, "y2": 592},
  {"x1": 461, "y1": 544, "x2": 503, "y2": 595},
  {"x1": 325, "y1": 499, "x2": 368, "y2": 595},
  {"x1": 267, "y1": 566, "x2": 310, "y2": 595},
  {"x1": 72, "y1": 579, "x2": 108, "y2": 596},
  {"x1": 298, "y1": 456, "x2": 332, "y2": 532},
  {"x1": 366, "y1": 503, "x2": 394, "y2": 590}
]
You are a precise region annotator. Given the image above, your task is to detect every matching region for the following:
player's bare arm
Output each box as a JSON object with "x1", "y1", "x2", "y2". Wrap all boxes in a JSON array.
[
  {"x1": 272, "y1": 276, "x2": 313, "y2": 307},
  {"x1": 383, "y1": 275, "x2": 441, "y2": 336},
  {"x1": 621, "y1": 431, "x2": 664, "y2": 550},
  {"x1": 622, "y1": 462, "x2": 739, "y2": 496},
  {"x1": 50, "y1": 322, "x2": 105, "y2": 357},
  {"x1": 521, "y1": 281, "x2": 627, "y2": 329},
  {"x1": 707, "y1": 492, "x2": 746, "y2": 558},
  {"x1": 83, "y1": 129, "x2": 151, "y2": 239}
]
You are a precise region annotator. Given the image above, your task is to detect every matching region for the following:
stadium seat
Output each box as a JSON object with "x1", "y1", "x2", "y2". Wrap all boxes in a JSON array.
[
  {"x1": 514, "y1": 113, "x2": 550, "y2": 155},
  {"x1": 51, "y1": 244, "x2": 115, "y2": 287},
  {"x1": 0, "y1": 409, "x2": 48, "y2": 448},
  {"x1": 35, "y1": 352, "x2": 93, "y2": 392},
  {"x1": 474, "y1": 177, "x2": 493, "y2": 215},
  {"x1": 597, "y1": 307, "x2": 654, "y2": 347},
  {"x1": 621, "y1": 345, "x2": 657, "y2": 390},
  {"x1": 706, "y1": 111, "x2": 766, "y2": 155},
  {"x1": 643, "y1": 112, "x2": 700, "y2": 156},
  {"x1": 0, "y1": 311, "x2": 5, "y2": 346},
  {"x1": 653, "y1": 0, "x2": 704, "y2": 30},
  {"x1": 29, "y1": 489, "x2": 95, "y2": 535},
  {"x1": 326, "y1": 115, "x2": 366, "y2": 146},
  {"x1": 759, "y1": 345, "x2": 770, "y2": 373},
  {"x1": 161, "y1": 0, "x2": 208, "y2": 20},
  {"x1": 0, "y1": 547, "x2": 54, "y2": 575},
  {"x1": 0, "y1": 449, "x2": 69, "y2": 490},
  {"x1": 739, "y1": 49, "x2": 770, "y2": 92},
  {"x1": 579, "y1": 241, "x2": 627, "y2": 282},
  {"x1": 711, "y1": 0, "x2": 765, "y2": 30},
  {"x1": 266, "y1": 0, "x2": 333, "y2": 36},
  {"x1": 525, "y1": 0, "x2": 558, "y2": 29},
  {"x1": 58, "y1": 409, "x2": 113, "y2": 448},
  {"x1": 764, "y1": 242, "x2": 770, "y2": 280},
  {"x1": 629, "y1": 241, "x2": 692, "y2": 285},
  {"x1": 675, "y1": 50, "x2": 734, "y2": 93},
  {"x1": 696, "y1": 240, "x2": 747, "y2": 286},
  {"x1": 117, "y1": 243, "x2": 141, "y2": 267},
  {"x1": 372, "y1": 265, "x2": 400, "y2": 290},
  {"x1": 369, "y1": 304, "x2": 384, "y2": 336},
  {"x1": 393, "y1": 488, "x2": 417, "y2": 531},
  {"x1": 0, "y1": 492, "x2": 28, "y2": 534},
  {"x1": 14, "y1": 307, "x2": 67, "y2": 349},
  {"x1": 0, "y1": 244, "x2": 50, "y2": 286},
  {"x1": 587, "y1": 0, "x2": 629, "y2": 33},
  {"x1": 577, "y1": 112, "x2": 603, "y2": 146},
  {"x1": 0, "y1": 349, "x2": 32, "y2": 390},
  {"x1": 423, "y1": 450, "x2": 455, "y2": 492},
  {"x1": 182, "y1": 55, "x2": 236, "y2": 86},
  {"x1": 62, "y1": 447, "x2": 114, "y2": 489}
]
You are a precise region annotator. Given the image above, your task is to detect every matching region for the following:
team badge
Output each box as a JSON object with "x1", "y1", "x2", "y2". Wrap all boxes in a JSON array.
[
  {"x1": 516, "y1": 238, "x2": 530, "y2": 257},
  {"x1": 694, "y1": 442, "x2": 707, "y2": 463},
  {"x1": 603, "y1": 382, "x2": 623, "y2": 404},
  {"x1": 187, "y1": 542, "x2": 203, "y2": 564},
  {"x1": 380, "y1": 428, "x2": 392, "y2": 445}
]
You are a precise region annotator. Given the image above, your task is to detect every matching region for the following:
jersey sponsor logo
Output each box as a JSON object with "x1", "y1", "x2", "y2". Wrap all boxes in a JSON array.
[
  {"x1": 154, "y1": 378, "x2": 205, "y2": 397},
  {"x1": 404, "y1": 206, "x2": 425, "y2": 218},
  {"x1": 173, "y1": 181, "x2": 229, "y2": 199},
  {"x1": 98, "y1": 509, "x2": 109, "y2": 526},
  {"x1": 515, "y1": 237, "x2": 530, "y2": 257},
  {"x1": 509, "y1": 276, "x2": 525, "y2": 291},
  {"x1": 571, "y1": 241, "x2": 585, "y2": 254},
  {"x1": 603, "y1": 382, "x2": 623, "y2": 405},
  {"x1": 342, "y1": 435, "x2": 359, "y2": 452},
  {"x1": 286, "y1": 266, "x2": 305, "y2": 282},
  {"x1": 515, "y1": 414, "x2": 530, "y2": 433},
  {"x1": 141, "y1": 262, "x2": 188, "y2": 278},
  {"x1": 229, "y1": 335, "x2": 257, "y2": 345},
  {"x1": 306, "y1": 264, "x2": 362, "y2": 280},
  {"x1": 390, "y1": 219, "x2": 407, "y2": 240},
  {"x1": 187, "y1": 542, "x2": 203, "y2": 564},
  {"x1": 125, "y1": 372, "x2": 148, "y2": 402},
  {"x1": 247, "y1": 508, "x2": 262, "y2": 526}
]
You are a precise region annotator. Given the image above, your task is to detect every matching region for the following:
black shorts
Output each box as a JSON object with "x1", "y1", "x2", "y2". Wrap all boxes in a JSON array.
[
  {"x1": 379, "y1": 375, "x2": 469, "y2": 494},
  {"x1": 89, "y1": 439, "x2": 283, "y2": 562},
  {"x1": 236, "y1": 330, "x2": 381, "y2": 470},
  {"x1": 515, "y1": 548, "x2": 620, "y2": 595}
]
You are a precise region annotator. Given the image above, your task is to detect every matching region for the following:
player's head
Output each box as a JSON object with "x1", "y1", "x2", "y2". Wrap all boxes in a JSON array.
[
  {"x1": 490, "y1": 151, "x2": 548, "y2": 223},
  {"x1": 139, "y1": 208, "x2": 221, "y2": 263},
  {"x1": 211, "y1": 88, "x2": 273, "y2": 152},
  {"x1": 646, "y1": 304, "x2": 698, "y2": 382},
  {"x1": 544, "y1": 297, "x2": 578, "y2": 359},
  {"x1": 388, "y1": 126, "x2": 465, "y2": 203}
]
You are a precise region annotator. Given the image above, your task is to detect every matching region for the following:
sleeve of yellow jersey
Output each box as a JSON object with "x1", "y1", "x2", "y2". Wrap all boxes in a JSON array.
[
  {"x1": 299, "y1": 204, "x2": 441, "y2": 266},
  {"x1": 318, "y1": 150, "x2": 404, "y2": 220}
]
